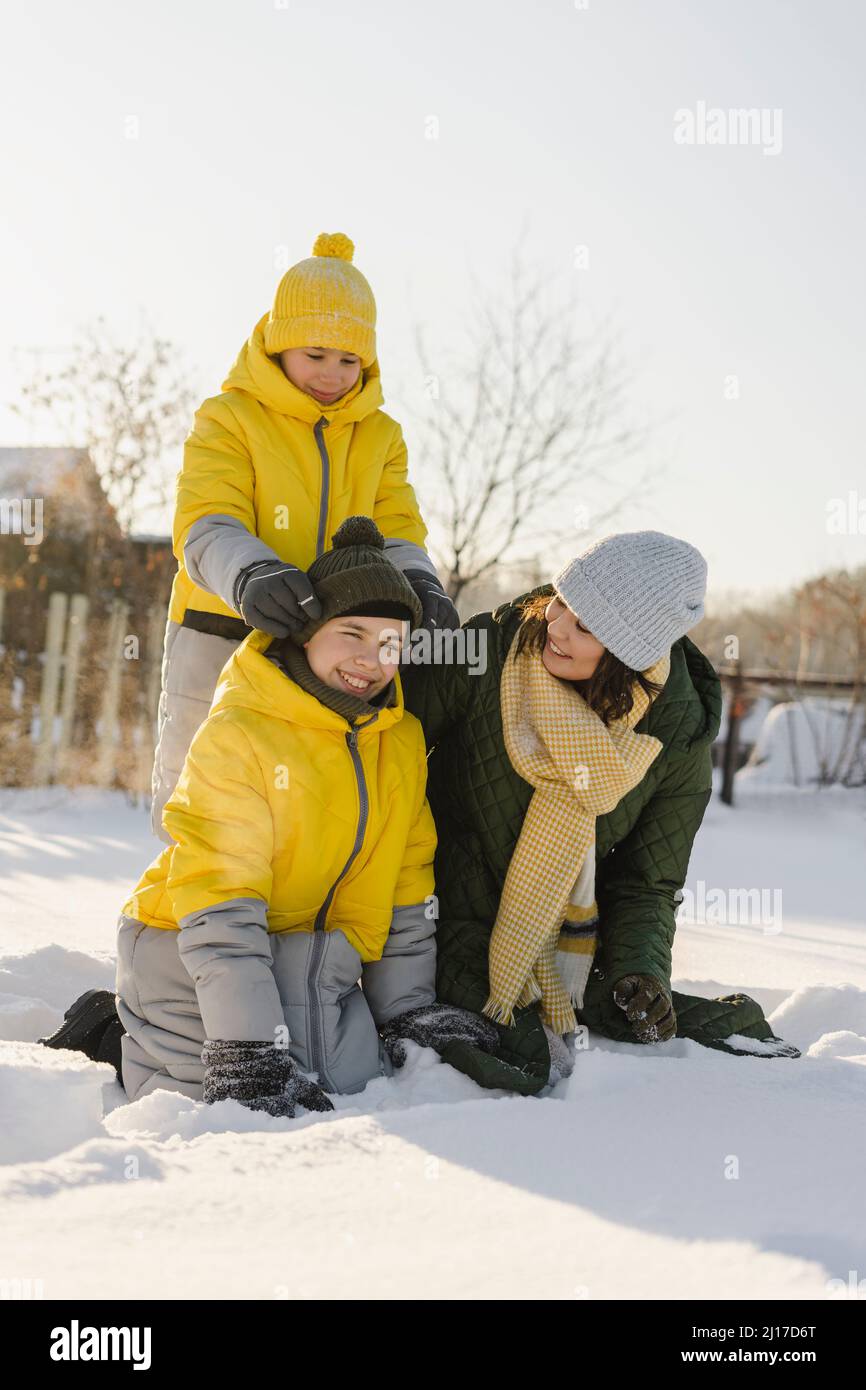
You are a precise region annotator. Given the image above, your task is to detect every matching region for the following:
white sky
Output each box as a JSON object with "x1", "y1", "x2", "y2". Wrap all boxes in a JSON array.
[{"x1": 1, "y1": 0, "x2": 864, "y2": 599}]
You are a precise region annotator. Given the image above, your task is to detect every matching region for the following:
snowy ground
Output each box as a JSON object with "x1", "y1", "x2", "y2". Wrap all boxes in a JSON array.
[{"x1": 1, "y1": 780, "x2": 865, "y2": 1300}]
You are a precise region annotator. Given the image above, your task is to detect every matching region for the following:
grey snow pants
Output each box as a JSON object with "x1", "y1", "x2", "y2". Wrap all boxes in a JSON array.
[{"x1": 115, "y1": 907, "x2": 436, "y2": 1102}]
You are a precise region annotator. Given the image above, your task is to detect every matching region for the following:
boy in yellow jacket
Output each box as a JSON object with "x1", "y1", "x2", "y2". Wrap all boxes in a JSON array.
[
  {"x1": 110, "y1": 518, "x2": 495, "y2": 1112},
  {"x1": 152, "y1": 231, "x2": 458, "y2": 840}
]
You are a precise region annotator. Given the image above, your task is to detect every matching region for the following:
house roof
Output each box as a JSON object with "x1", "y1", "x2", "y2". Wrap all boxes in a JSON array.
[{"x1": 0, "y1": 448, "x2": 118, "y2": 537}]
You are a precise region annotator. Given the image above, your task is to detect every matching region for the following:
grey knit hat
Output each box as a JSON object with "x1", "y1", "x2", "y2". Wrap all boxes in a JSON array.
[{"x1": 552, "y1": 530, "x2": 707, "y2": 670}]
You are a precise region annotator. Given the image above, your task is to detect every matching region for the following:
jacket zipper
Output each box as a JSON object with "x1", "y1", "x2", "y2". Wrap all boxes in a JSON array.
[
  {"x1": 306, "y1": 717, "x2": 376, "y2": 1088},
  {"x1": 313, "y1": 417, "x2": 330, "y2": 559}
]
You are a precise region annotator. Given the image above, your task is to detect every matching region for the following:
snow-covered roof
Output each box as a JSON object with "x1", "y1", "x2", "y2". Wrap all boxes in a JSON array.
[{"x1": 0, "y1": 447, "x2": 114, "y2": 535}]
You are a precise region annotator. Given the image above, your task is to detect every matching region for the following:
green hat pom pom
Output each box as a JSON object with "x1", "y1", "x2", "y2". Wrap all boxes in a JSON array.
[{"x1": 331, "y1": 516, "x2": 385, "y2": 550}]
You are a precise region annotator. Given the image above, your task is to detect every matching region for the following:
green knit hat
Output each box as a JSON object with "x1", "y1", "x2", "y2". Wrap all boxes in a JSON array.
[{"x1": 288, "y1": 515, "x2": 423, "y2": 646}]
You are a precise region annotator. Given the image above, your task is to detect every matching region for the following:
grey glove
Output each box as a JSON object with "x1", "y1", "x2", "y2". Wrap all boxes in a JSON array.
[
  {"x1": 380, "y1": 1002, "x2": 500, "y2": 1069},
  {"x1": 613, "y1": 974, "x2": 677, "y2": 1043},
  {"x1": 542, "y1": 1023, "x2": 576, "y2": 1082},
  {"x1": 402, "y1": 569, "x2": 460, "y2": 632},
  {"x1": 201, "y1": 1039, "x2": 334, "y2": 1116},
  {"x1": 233, "y1": 560, "x2": 323, "y2": 637}
]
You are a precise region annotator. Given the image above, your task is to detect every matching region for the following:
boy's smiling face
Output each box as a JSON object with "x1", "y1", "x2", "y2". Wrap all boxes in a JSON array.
[
  {"x1": 304, "y1": 614, "x2": 406, "y2": 699},
  {"x1": 279, "y1": 346, "x2": 362, "y2": 405}
]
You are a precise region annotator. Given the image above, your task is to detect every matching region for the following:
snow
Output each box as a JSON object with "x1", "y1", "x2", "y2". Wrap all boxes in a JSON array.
[
  {"x1": 738, "y1": 697, "x2": 865, "y2": 788},
  {"x1": 1, "y1": 781, "x2": 865, "y2": 1300}
]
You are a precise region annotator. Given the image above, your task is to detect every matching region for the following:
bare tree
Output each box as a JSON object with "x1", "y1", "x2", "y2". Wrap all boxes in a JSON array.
[
  {"x1": 794, "y1": 570, "x2": 866, "y2": 681},
  {"x1": 794, "y1": 570, "x2": 866, "y2": 785},
  {"x1": 697, "y1": 565, "x2": 866, "y2": 678},
  {"x1": 411, "y1": 252, "x2": 654, "y2": 604},
  {"x1": 11, "y1": 314, "x2": 194, "y2": 535},
  {"x1": 697, "y1": 565, "x2": 866, "y2": 787}
]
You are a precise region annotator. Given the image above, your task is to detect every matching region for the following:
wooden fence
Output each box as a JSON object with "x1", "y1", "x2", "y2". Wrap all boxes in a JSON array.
[
  {"x1": 0, "y1": 591, "x2": 166, "y2": 797},
  {"x1": 2, "y1": 599, "x2": 863, "y2": 805}
]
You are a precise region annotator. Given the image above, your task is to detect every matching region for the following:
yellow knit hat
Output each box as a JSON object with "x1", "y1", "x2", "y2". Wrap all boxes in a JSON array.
[{"x1": 264, "y1": 232, "x2": 377, "y2": 367}]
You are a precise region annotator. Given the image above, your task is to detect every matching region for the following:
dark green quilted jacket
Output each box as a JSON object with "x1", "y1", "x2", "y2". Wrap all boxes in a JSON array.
[{"x1": 402, "y1": 585, "x2": 797, "y2": 1093}]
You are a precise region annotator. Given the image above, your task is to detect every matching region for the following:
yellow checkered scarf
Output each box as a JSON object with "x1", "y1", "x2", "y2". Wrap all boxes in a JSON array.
[{"x1": 484, "y1": 639, "x2": 670, "y2": 1034}]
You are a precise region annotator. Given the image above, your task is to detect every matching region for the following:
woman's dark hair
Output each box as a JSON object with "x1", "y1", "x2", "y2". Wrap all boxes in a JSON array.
[{"x1": 513, "y1": 589, "x2": 666, "y2": 727}]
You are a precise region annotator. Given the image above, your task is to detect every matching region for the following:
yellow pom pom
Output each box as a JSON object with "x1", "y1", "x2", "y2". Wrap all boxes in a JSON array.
[{"x1": 312, "y1": 232, "x2": 354, "y2": 262}]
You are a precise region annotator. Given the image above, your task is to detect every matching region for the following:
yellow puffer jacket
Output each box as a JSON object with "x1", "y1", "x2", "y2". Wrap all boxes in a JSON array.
[
  {"x1": 123, "y1": 631, "x2": 437, "y2": 962},
  {"x1": 167, "y1": 311, "x2": 429, "y2": 625}
]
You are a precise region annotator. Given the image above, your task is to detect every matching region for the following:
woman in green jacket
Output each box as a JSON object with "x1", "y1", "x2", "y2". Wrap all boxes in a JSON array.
[{"x1": 401, "y1": 530, "x2": 800, "y2": 1096}]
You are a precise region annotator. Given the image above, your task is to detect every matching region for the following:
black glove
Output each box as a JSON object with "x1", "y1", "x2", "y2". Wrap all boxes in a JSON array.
[
  {"x1": 233, "y1": 560, "x2": 323, "y2": 638},
  {"x1": 402, "y1": 569, "x2": 460, "y2": 632},
  {"x1": 379, "y1": 1002, "x2": 500, "y2": 1069},
  {"x1": 613, "y1": 974, "x2": 677, "y2": 1043},
  {"x1": 201, "y1": 1039, "x2": 334, "y2": 1116}
]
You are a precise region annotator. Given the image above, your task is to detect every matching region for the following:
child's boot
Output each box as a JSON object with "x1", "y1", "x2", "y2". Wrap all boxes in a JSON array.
[{"x1": 38, "y1": 989, "x2": 120, "y2": 1064}]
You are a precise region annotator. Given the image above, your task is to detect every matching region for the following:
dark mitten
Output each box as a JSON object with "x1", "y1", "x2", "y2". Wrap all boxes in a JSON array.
[
  {"x1": 234, "y1": 560, "x2": 323, "y2": 637},
  {"x1": 286, "y1": 1068, "x2": 336, "y2": 1113},
  {"x1": 402, "y1": 569, "x2": 460, "y2": 632},
  {"x1": 201, "y1": 1039, "x2": 333, "y2": 1116},
  {"x1": 613, "y1": 974, "x2": 677, "y2": 1042},
  {"x1": 380, "y1": 1002, "x2": 500, "y2": 1069}
]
